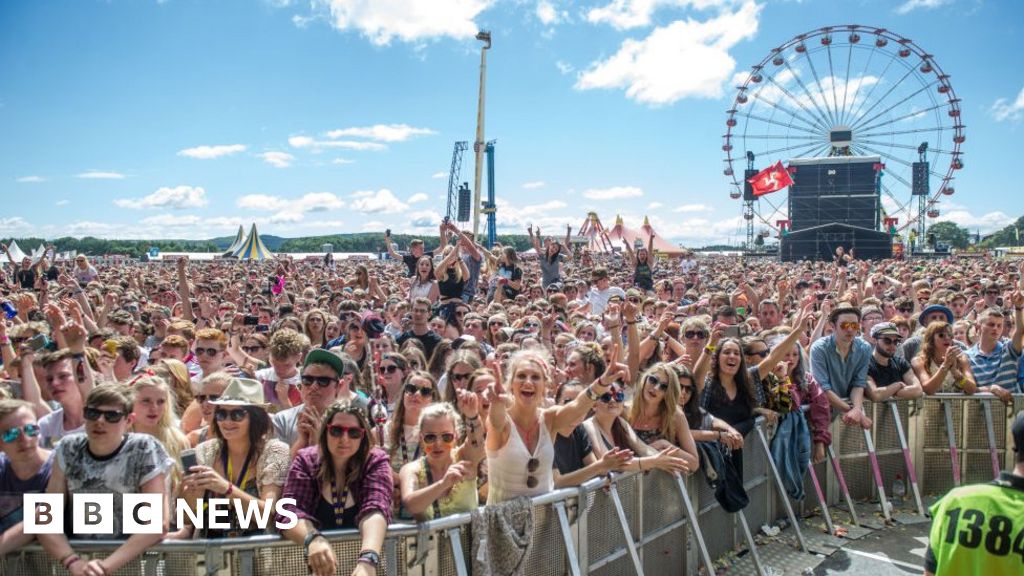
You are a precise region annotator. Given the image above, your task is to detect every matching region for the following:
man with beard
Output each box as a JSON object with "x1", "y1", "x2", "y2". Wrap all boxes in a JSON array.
[{"x1": 866, "y1": 322, "x2": 923, "y2": 402}]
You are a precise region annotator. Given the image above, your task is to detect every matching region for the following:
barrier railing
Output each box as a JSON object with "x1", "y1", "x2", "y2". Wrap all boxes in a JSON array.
[{"x1": 3, "y1": 394, "x2": 1019, "y2": 576}]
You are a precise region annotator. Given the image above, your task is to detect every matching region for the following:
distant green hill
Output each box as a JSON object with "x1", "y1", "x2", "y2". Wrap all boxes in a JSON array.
[{"x1": 979, "y1": 216, "x2": 1024, "y2": 248}]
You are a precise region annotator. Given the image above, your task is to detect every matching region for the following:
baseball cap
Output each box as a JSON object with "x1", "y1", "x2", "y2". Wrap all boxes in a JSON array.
[
  {"x1": 304, "y1": 349, "x2": 346, "y2": 379},
  {"x1": 870, "y1": 322, "x2": 900, "y2": 339}
]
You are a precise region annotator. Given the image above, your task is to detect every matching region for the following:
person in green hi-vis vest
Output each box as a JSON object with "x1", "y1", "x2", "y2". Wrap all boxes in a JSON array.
[{"x1": 924, "y1": 412, "x2": 1024, "y2": 575}]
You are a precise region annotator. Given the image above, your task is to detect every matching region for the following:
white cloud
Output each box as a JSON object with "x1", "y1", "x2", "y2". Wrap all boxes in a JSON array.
[
  {"x1": 140, "y1": 214, "x2": 203, "y2": 227},
  {"x1": 407, "y1": 192, "x2": 429, "y2": 203},
  {"x1": 586, "y1": 0, "x2": 724, "y2": 30},
  {"x1": 289, "y1": 136, "x2": 387, "y2": 151},
  {"x1": 582, "y1": 186, "x2": 643, "y2": 200},
  {"x1": 673, "y1": 203, "x2": 711, "y2": 213},
  {"x1": 0, "y1": 217, "x2": 31, "y2": 233},
  {"x1": 408, "y1": 209, "x2": 444, "y2": 228},
  {"x1": 555, "y1": 60, "x2": 574, "y2": 75},
  {"x1": 237, "y1": 193, "x2": 345, "y2": 216},
  {"x1": 576, "y1": 1, "x2": 761, "y2": 105},
  {"x1": 332, "y1": 157, "x2": 355, "y2": 164},
  {"x1": 55, "y1": 200, "x2": 69, "y2": 207},
  {"x1": 77, "y1": 170, "x2": 126, "y2": 179},
  {"x1": 350, "y1": 189, "x2": 409, "y2": 213},
  {"x1": 177, "y1": 144, "x2": 247, "y2": 159},
  {"x1": 259, "y1": 151, "x2": 294, "y2": 168},
  {"x1": 648, "y1": 202, "x2": 664, "y2": 209},
  {"x1": 895, "y1": 0, "x2": 952, "y2": 15},
  {"x1": 114, "y1": 186, "x2": 208, "y2": 209},
  {"x1": 325, "y1": 124, "x2": 436, "y2": 142},
  {"x1": 536, "y1": 1, "x2": 567, "y2": 25},
  {"x1": 318, "y1": 0, "x2": 492, "y2": 46},
  {"x1": 990, "y1": 86, "x2": 1024, "y2": 123},
  {"x1": 16, "y1": 176, "x2": 45, "y2": 183},
  {"x1": 521, "y1": 181, "x2": 546, "y2": 189},
  {"x1": 431, "y1": 171, "x2": 448, "y2": 179},
  {"x1": 361, "y1": 220, "x2": 386, "y2": 231},
  {"x1": 934, "y1": 202, "x2": 1015, "y2": 234}
]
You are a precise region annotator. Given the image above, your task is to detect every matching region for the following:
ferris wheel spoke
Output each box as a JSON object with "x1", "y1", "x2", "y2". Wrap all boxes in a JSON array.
[
  {"x1": 856, "y1": 139, "x2": 959, "y2": 155},
  {"x1": 846, "y1": 63, "x2": 920, "y2": 130},
  {"x1": 750, "y1": 89, "x2": 826, "y2": 133},
  {"x1": 839, "y1": 40, "x2": 855, "y2": 125},
  {"x1": 800, "y1": 50, "x2": 838, "y2": 125},
  {"x1": 858, "y1": 125, "x2": 958, "y2": 139},
  {"x1": 855, "y1": 102, "x2": 946, "y2": 136},
  {"x1": 741, "y1": 134, "x2": 821, "y2": 141},
  {"x1": 759, "y1": 74, "x2": 831, "y2": 132},
  {"x1": 879, "y1": 181, "x2": 914, "y2": 219},
  {"x1": 850, "y1": 79, "x2": 940, "y2": 133},
  {"x1": 757, "y1": 140, "x2": 830, "y2": 159},
  {"x1": 825, "y1": 43, "x2": 842, "y2": 123},
  {"x1": 778, "y1": 60, "x2": 835, "y2": 129},
  {"x1": 733, "y1": 111, "x2": 822, "y2": 136},
  {"x1": 845, "y1": 44, "x2": 891, "y2": 124},
  {"x1": 852, "y1": 144, "x2": 917, "y2": 188}
]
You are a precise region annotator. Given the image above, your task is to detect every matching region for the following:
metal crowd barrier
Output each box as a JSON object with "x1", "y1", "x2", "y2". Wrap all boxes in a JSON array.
[{"x1": 3, "y1": 394, "x2": 1019, "y2": 576}]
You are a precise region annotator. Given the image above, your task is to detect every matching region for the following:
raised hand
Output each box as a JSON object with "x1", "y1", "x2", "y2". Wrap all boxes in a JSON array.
[
  {"x1": 455, "y1": 388, "x2": 480, "y2": 419},
  {"x1": 599, "y1": 447, "x2": 633, "y2": 473}
]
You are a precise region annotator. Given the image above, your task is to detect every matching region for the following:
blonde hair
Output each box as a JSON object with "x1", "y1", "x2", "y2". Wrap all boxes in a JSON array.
[
  {"x1": 130, "y1": 376, "x2": 189, "y2": 490},
  {"x1": 416, "y1": 402, "x2": 464, "y2": 439},
  {"x1": 150, "y1": 359, "x2": 193, "y2": 416},
  {"x1": 438, "y1": 246, "x2": 463, "y2": 283},
  {"x1": 627, "y1": 363, "x2": 680, "y2": 445}
]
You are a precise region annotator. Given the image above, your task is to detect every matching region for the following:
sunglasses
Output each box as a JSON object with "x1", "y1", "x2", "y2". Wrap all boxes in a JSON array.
[
  {"x1": 84, "y1": 407, "x2": 127, "y2": 423},
  {"x1": 745, "y1": 349, "x2": 769, "y2": 359},
  {"x1": 194, "y1": 347, "x2": 222, "y2": 357},
  {"x1": 523, "y1": 322, "x2": 540, "y2": 329},
  {"x1": 986, "y1": 289, "x2": 1000, "y2": 295},
  {"x1": 838, "y1": 321, "x2": 860, "y2": 331},
  {"x1": 214, "y1": 408, "x2": 248, "y2": 422},
  {"x1": 2, "y1": 423, "x2": 40, "y2": 443},
  {"x1": 196, "y1": 394, "x2": 221, "y2": 403},
  {"x1": 404, "y1": 384, "x2": 434, "y2": 397},
  {"x1": 879, "y1": 337, "x2": 903, "y2": 346},
  {"x1": 378, "y1": 364, "x2": 400, "y2": 374},
  {"x1": 599, "y1": 390, "x2": 625, "y2": 404},
  {"x1": 526, "y1": 457, "x2": 541, "y2": 489},
  {"x1": 898, "y1": 306, "x2": 914, "y2": 313},
  {"x1": 450, "y1": 372, "x2": 472, "y2": 382},
  {"x1": 679, "y1": 385, "x2": 694, "y2": 394},
  {"x1": 684, "y1": 330, "x2": 708, "y2": 340},
  {"x1": 422, "y1": 432, "x2": 456, "y2": 445},
  {"x1": 300, "y1": 375, "x2": 337, "y2": 388},
  {"x1": 936, "y1": 332, "x2": 953, "y2": 340},
  {"x1": 489, "y1": 322, "x2": 506, "y2": 327},
  {"x1": 242, "y1": 346, "x2": 264, "y2": 354},
  {"x1": 627, "y1": 297, "x2": 641, "y2": 304},
  {"x1": 645, "y1": 375, "x2": 669, "y2": 391},
  {"x1": 327, "y1": 424, "x2": 365, "y2": 439}
]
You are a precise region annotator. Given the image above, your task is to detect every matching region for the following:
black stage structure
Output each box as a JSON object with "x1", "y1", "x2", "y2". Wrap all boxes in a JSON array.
[{"x1": 779, "y1": 156, "x2": 892, "y2": 262}]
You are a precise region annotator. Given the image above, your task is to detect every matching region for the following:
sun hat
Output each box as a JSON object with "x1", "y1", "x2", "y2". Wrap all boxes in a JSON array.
[
  {"x1": 208, "y1": 378, "x2": 267, "y2": 408},
  {"x1": 304, "y1": 349, "x2": 346, "y2": 379},
  {"x1": 918, "y1": 304, "x2": 954, "y2": 325}
]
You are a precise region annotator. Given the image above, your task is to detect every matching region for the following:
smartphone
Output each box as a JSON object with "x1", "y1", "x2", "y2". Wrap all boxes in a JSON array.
[
  {"x1": 255, "y1": 325, "x2": 269, "y2": 333},
  {"x1": 279, "y1": 305, "x2": 293, "y2": 317},
  {"x1": 243, "y1": 315, "x2": 259, "y2": 326},
  {"x1": 735, "y1": 306, "x2": 747, "y2": 317},
  {"x1": 385, "y1": 228, "x2": 391, "y2": 237},
  {"x1": 722, "y1": 325, "x2": 741, "y2": 339},
  {"x1": 27, "y1": 334, "x2": 49, "y2": 352},
  {"x1": 180, "y1": 449, "x2": 198, "y2": 474}
]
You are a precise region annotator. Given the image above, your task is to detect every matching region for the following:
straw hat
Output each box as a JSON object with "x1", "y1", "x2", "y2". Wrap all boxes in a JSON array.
[{"x1": 208, "y1": 378, "x2": 267, "y2": 408}]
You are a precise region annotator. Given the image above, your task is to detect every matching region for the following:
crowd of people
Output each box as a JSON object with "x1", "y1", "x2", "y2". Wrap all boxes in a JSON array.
[{"x1": 0, "y1": 224, "x2": 1021, "y2": 575}]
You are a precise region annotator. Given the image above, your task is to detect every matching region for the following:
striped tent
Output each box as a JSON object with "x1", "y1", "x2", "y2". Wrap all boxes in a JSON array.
[
  {"x1": 231, "y1": 223, "x2": 273, "y2": 261},
  {"x1": 222, "y1": 225, "x2": 246, "y2": 256},
  {"x1": 6, "y1": 240, "x2": 27, "y2": 262}
]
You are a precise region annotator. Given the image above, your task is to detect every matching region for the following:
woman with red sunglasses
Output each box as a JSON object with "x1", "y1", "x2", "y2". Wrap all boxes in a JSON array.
[{"x1": 279, "y1": 401, "x2": 391, "y2": 576}]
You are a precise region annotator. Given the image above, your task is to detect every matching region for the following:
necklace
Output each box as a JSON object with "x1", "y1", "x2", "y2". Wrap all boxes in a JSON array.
[{"x1": 331, "y1": 475, "x2": 349, "y2": 526}]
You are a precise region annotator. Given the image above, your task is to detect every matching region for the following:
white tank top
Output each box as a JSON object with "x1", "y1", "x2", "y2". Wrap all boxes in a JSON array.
[
  {"x1": 486, "y1": 415, "x2": 554, "y2": 505},
  {"x1": 409, "y1": 280, "x2": 433, "y2": 301}
]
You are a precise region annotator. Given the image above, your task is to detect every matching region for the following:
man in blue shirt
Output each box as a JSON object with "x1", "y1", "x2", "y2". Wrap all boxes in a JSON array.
[
  {"x1": 810, "y1": 303, "x2": 873, "y2": 429},
  {"x1": 966, "y1": 294, "x2": 1023, "y2": 403}
]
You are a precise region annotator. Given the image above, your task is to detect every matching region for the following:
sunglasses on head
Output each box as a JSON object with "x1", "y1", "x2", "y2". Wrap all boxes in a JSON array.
[
  {"x1": 378, "y1": 364, "x2": 400, "y2": 374},
  {"x1": 422, "y1": 432, "x2": 456, "y2": 445},
  {"x1": 214, "y1": 408, "x2": 248, "y2": 422},
  {"x1": 196, "y1": 394, "x2": 221, "y2": 403},
  {"x1": 645, "y1": 375, "x2": 669, "y2": 391},
  {"x1": 84, "y1": 407, "x2": 127, "y2": 423},
  {"x1": 300, "y1": 375, "x2": 337, "y2": 388},
  {"x1": 404, "y1": 384, "x2": 434, "y2": 397},
  {"x1": 599, "y1": 389, "x2": 625, "y2": 403},
  {"x1": 327, "y1": 424, "x2": 365, "y2": 439},
  {"x1": 684, "y1": 330, "x2": 708, "y2": 339},
  {"x1": 194, "y1": 347, "x2": 221, "y2": 357},
  {"x1": 2, "y1": 423, "x2": 40, "y2": 443}
]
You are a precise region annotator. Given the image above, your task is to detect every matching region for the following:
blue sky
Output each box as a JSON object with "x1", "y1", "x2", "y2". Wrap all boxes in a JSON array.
[{"x1": 1, "y1": 0, "x2": 1022, "y2": 246}]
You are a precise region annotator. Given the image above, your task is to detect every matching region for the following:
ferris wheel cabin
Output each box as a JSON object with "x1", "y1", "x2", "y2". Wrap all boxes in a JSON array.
[{"x1": 779, "y1": 155, "x2": 894, "y2": 262}]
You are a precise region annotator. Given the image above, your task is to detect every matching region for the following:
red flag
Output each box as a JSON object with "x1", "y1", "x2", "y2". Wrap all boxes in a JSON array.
[{"x1": 747, "y1": 161, "x2": 794, "y2": 197}]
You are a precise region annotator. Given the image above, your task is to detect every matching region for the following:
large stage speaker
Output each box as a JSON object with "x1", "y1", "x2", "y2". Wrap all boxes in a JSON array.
[
  {"x1": 912, "y1": 161, "x2": 929, "y2": 196},
  {"x1": 788, "y1": 156, "x2": 880, "y2": 231},
  {"x1": 743, "y1": 168, "x2": 758, "y2": 201}
]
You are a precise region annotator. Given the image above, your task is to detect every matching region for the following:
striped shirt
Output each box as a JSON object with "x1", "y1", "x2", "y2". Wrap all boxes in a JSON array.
[{"x1": 967, "y1": 339, "x2": 1021, "y2": 392}]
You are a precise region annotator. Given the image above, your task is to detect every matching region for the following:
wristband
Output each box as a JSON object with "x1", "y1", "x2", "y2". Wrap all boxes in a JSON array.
[
  {"x1": 303, "y1": 530, "x2": 325, "y2": 557},
  {"x1": 220, "y1": 482, "x2": 233, "y2": 498},
  {"x1": 60, "y1": 553, "x2": 80, "y2": 568},
  {"x1": 704, "y1": 344, "x2": 716, "y2": 353},
  {"x1": 0, "y1": 336, "x2": 8, "y2": 345},
  {"x1": 625, "y1": 319, "x2": 638, "y2": 325},
  {"x1": 358, "y1": 550, "x2": 380, "y2": 568},
  {"x1": 585, "y1": 385, "x2": 600, "y2": 401}
]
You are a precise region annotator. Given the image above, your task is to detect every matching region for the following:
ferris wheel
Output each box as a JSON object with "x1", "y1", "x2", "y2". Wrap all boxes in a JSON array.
[{"x1": 723, "y1": 24, "x2": 965, "y2": 244}]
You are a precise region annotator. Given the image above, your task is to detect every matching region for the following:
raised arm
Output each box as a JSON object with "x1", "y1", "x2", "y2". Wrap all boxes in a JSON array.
[
  {"x1": 527, "y1": 225, "x2": 542, "y2": 254},
  {"x1": 176, "y1": 257, "x2": 195, "y2": 322},
  {"x1": 756, "y1": 305, "x2": 812, "y2": 380},
  {"x1": 563, "y1": 224, "x2": 573, "y2": 255},
  {"x1": 547, "y1": 362, "x2": 623, "y2": 438}
]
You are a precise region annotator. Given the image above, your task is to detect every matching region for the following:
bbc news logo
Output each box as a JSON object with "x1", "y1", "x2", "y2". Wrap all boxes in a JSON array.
[{"x1": 23, "y1": 494, "x2": 299, "y2": 534}]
